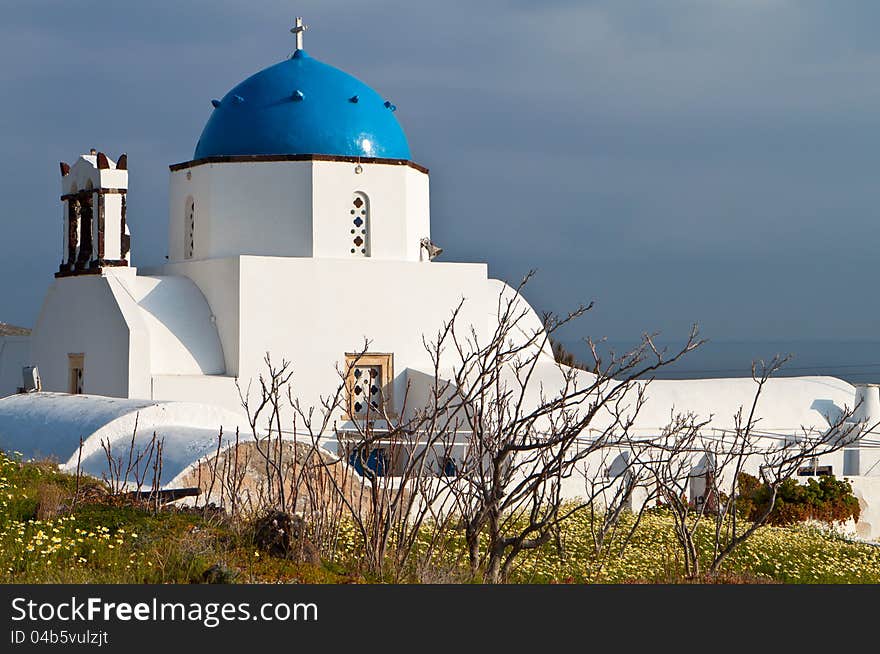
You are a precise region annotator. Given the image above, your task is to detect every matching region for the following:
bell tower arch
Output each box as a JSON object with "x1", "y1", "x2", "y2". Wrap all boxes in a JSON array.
[{"x1": 57, "y1": 150, "x2": 131, "y2": 277}]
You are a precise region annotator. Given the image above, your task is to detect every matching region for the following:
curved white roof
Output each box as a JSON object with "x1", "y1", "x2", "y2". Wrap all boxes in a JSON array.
[
  {"x1": 120, "y1": 275, "x2": 225, "y2": 375},
  {"x1": 0, "y1": 393, "x2": 248, "y2": 486},
  {"x1": 486, "y1": 278, "x2": 555, "y2": 361},
  {"x1": 640, "y1": 375, "x2": 855, "y2": 432},
  {"x1": 508, "y1": 361, "x2": 856, "y2": 435},
  {"x1": 413, "y1": 359, "x2": 854, "y2": 440},
  {"x1": 75, "y1": 425, "x2": 253, "y2": 488}
]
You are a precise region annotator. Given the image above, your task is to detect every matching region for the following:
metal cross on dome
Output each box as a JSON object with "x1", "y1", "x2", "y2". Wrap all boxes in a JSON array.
[{"x1": 290, "y1": 16, "x2": 308, "y2": 51}]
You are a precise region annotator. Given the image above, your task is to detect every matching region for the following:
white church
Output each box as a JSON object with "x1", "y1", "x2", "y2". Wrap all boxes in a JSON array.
[{"x1": 1, "y1": 20, "x2": 879, "y2": 537}]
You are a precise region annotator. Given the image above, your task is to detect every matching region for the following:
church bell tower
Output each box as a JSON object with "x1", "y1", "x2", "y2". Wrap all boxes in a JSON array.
[{"x1": 57, "y1": 150, "x2": 131, "y2": 277}]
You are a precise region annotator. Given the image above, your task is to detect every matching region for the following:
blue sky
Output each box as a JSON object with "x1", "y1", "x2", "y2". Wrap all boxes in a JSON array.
[{"x1": 2, "y1": 1, "x2": 880, "y2": 353}]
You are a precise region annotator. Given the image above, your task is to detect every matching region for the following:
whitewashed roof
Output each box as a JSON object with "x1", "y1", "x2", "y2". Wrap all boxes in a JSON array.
[{"x1": 0, "y1": 392, "x2": 248, "y2": 485}]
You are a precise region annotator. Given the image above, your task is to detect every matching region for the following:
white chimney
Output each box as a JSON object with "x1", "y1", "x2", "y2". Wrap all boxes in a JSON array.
[{"x1": 852, "y1": 384, "x2": 880, "y2": 424}]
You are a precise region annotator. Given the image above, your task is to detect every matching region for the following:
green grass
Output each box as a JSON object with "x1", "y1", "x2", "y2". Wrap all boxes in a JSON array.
[
  {"x1": 0, "y1": 452, "x2": 350, "y2": 584},
  {"x1": 499, "y1": 510, "x2": 880, "y2": 583},
  {"x1": 1, "y1": 451, "x2": 879, "y2": 584}
]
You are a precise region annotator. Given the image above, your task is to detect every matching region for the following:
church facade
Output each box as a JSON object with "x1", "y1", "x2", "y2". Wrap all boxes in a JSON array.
[
  {"x1": 2, "y1": 23, "x2": 880, "y2": 538},
  {"x1": 19, "y1": 37, "x2": 522, "y2": 418}
]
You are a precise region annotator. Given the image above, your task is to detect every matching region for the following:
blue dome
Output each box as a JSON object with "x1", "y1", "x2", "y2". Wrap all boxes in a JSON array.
[{"x1": 194, "y1": 50, "x2": 411, "y2": 160}]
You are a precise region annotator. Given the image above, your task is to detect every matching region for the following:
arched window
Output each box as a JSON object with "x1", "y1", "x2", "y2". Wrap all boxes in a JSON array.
[
  {"x1": 184, "y1": 198, "x2": 195, "y2": 259},
  {"x1": 349, "y1": 192, "x2": 370, "y2": 257},
  {"x1": 121, "y1": 195, "x2": 130, "y2": 260},
  {"x1": 66, "y1": 198, "x2": 80, "y2": 268},
  {"x1": 76, "y1": 181, "x2": 94, "y2": 267}
]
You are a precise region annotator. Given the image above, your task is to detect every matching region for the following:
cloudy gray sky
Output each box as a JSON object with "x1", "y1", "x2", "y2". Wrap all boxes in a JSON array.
[{"x1": 2, "y1": 0, "x2": 880, "y2": 352}]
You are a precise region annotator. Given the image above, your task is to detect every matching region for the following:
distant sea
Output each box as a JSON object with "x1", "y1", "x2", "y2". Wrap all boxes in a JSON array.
[{"x1": 575, "y1": 340, "x2": 880, "y2": 384}]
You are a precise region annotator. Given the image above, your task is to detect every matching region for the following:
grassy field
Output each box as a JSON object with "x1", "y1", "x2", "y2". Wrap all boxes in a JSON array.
[{"x1": 1, "y1": 451, "x2": 879, "y2": 584}]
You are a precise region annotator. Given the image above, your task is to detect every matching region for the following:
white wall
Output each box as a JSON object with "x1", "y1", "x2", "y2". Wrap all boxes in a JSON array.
[
  {"x1": 102, "y1": 193, "x2": 125, "y2": 261},
  {"x1": 168, "y1": 160, "x2": 430, "y2": 264},
  {"x1": 151, "y1": 374, "x2": 242, "y2": 409},
  {"x1": 169, "y1": 161, "x2": 313, "y2": 262},
  {"x1": 857, "y1": 446, "x2": 880, "y2": 477},
  {"x1": 30, "y1": 275, "x2": 134, "y2": 398},
  {"x1": 0, "y1": 336, "x2": 31, "y2": 397},
  {"x1": 64, "y1": 154, "x2": 127, "y2": 194},
  {"x1": 404, "y1": 169, "x2": 431, "y2": 262},
  {"x1": 849, "y1": 476, "x2": 880, "y2": 539},
  {"x1": 145, "y1": 255, "x2": 488, "y2": 421},
  {"x1": 27, "y1": 267, "x2": 228, "y2": 401},
  {"x1": 235, "y1": 256, "x2": 488, "y2": 421},
  {"x1": 312, "y1": 161, "x2": 429, "y2": 261}
]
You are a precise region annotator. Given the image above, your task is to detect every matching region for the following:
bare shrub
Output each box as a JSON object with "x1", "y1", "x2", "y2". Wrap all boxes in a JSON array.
[
  {"x1": 98, "y1": 419, "x2": 166, "y2": 510},
  {"x1": 192, "y1": 272, "x2": 708, "y2": 583},
  {"x1": 639, "y1": 356, "x2": 866, "y2": 579}
]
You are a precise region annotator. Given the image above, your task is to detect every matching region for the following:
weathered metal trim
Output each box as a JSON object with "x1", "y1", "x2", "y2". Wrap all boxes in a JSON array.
[
  {"x1": 55, "y1": 267, "x2": 100, "y2": 278},
  {"x1": 60, "y1": 188, "x2": 126, "y2": 201},
  {"x1": 169, "y1": 153, "x2": 429, "y2": 175},
  {"x1": 54, "y1": 259, "x2": 129, "y2": 278}
]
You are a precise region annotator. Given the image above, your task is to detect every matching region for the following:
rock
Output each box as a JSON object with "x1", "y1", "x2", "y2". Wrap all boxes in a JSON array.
[
  {"x1": 202, "y1": 563, "x2": 236, "y2": 584},
  {"x1": 253, "y1": 511, "x2": 320, "y2": 565}
]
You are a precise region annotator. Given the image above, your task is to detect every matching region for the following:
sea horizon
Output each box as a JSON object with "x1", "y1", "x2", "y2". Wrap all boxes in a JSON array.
[{"x1": 560, "y1": 338, "x2": 880, "y2": 383}]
